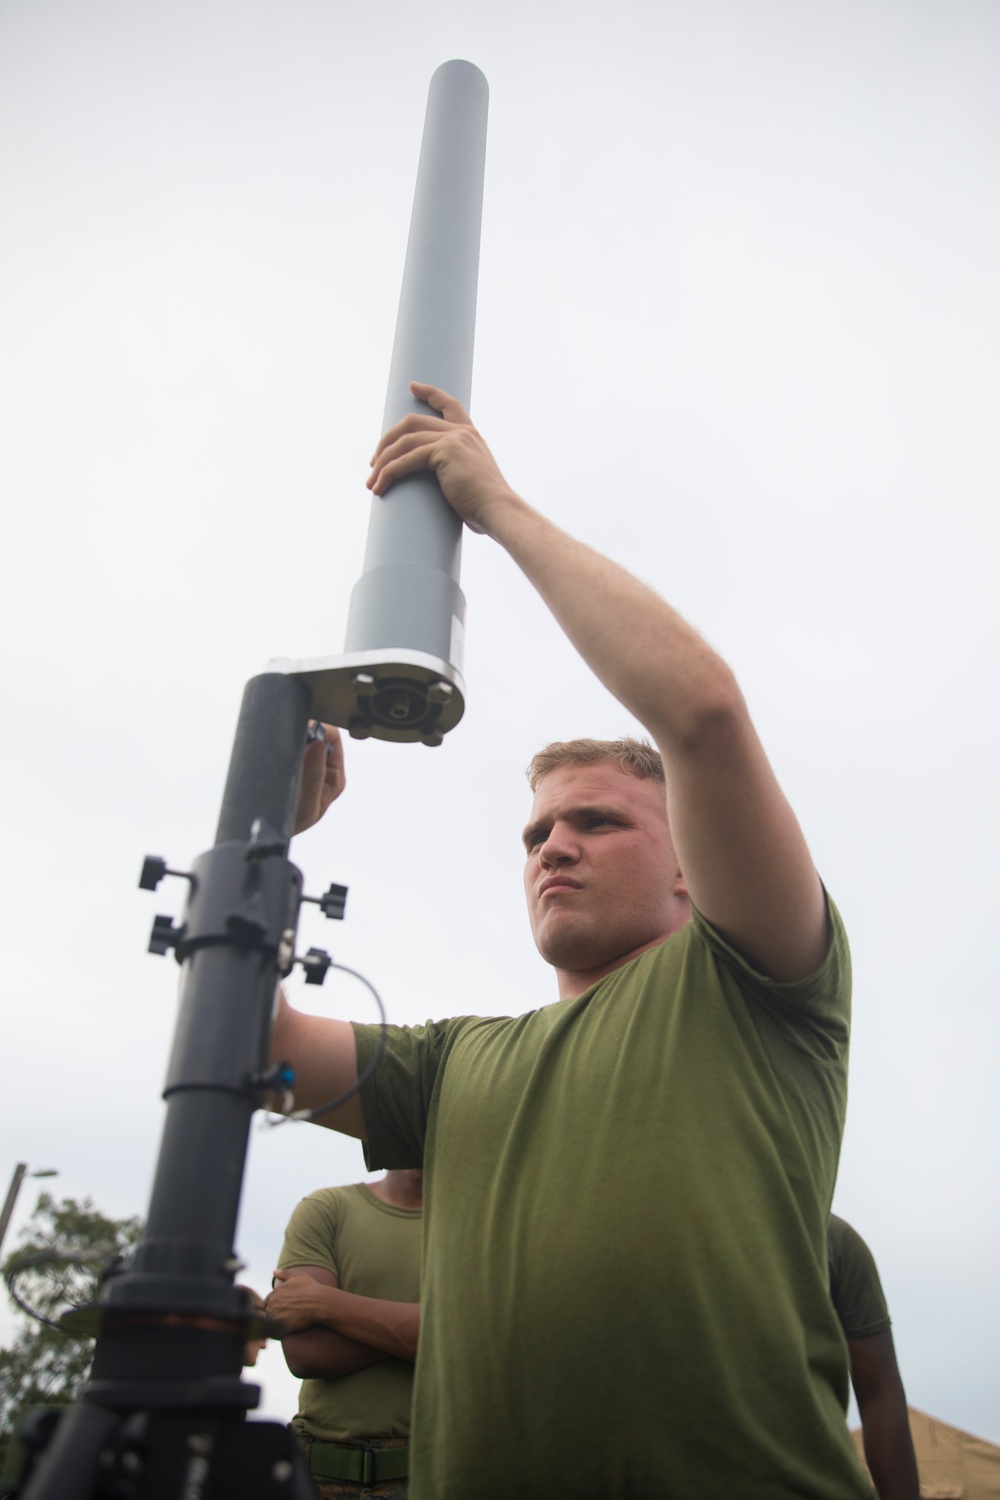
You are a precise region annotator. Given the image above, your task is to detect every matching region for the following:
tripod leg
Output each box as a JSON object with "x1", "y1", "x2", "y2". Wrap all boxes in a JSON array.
[{"x1": 17, "y1": 1402, "x2": 120, "y2": 1500}]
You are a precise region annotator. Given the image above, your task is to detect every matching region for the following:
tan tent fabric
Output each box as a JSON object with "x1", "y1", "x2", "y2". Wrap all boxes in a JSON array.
[{"x1": 851, "y1": 1407, "x2": 1000, "y2": 1499}]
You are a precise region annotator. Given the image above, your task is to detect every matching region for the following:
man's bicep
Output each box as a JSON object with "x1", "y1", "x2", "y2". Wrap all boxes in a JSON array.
[
  {"x1": 277, "y1": 1264, "x2": 339, "y2": 1289},
  {"x1": 271, "y1": 999, "x2": 366, "y2": 1138},
  {"x1": 663, "y1": 704, "x2": 829, "y2": 984}
]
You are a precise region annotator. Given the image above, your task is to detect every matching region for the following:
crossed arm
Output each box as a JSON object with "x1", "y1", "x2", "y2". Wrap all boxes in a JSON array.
[{"x1": 266, "y1": 1266, "x2": 420, "y2": 1380}]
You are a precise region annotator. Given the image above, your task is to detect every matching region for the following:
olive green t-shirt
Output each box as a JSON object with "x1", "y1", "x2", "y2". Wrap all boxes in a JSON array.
[
  {"x1": 828, "y1": 1214, "x2": 892, "y2": 1341},
  {"x1": 277, "y1": 1183, "x2": 422, "y2": 1444},
  {"x1": 355, "y1": 900, "x2": 874, "y2": 1500}
]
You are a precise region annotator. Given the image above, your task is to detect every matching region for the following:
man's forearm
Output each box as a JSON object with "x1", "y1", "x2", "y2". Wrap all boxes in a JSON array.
[
  {"x1": 282, "y1": 1326, "x2": 387, "y2": 1381},
  {"x1": 861, "y1": 1404, "x2": 921, "y2": 1500},
  {"x1": 311, "y1": 1286, "x2": 420, "y2": 1362},
  {"x1": 484, "y1": 496, "x2": 738, "y2": 755}
]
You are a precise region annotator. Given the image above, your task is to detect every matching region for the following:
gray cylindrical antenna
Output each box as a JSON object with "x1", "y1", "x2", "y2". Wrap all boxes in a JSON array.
[{"x1": 269, "y1": 61, "x2": 488, "y2": 745}]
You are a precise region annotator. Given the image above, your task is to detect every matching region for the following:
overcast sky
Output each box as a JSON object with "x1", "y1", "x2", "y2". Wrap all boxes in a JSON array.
[{"x1": 1, "y1": 0, "x2": 998, "y2": 1444}]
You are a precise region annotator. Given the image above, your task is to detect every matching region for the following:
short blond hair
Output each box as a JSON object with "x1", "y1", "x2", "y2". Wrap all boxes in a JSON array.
[{"x1": 526, "y1": 737, "x2": 664, "y2": 792}]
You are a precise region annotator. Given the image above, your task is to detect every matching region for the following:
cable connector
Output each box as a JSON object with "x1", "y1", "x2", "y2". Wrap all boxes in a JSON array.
[{"x1": 250, "y1": 1060, "x2": 296, "y2": 1116}]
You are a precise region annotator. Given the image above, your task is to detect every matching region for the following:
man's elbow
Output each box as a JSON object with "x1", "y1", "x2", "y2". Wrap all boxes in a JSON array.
[
  {"x1": 283, "y1": 1349, "x2": 315, "y2": 1380},
  {"x1": 281, "y1": 1333, "x2": 326, "y2": 1380},
  {"x1": 667, "y1": 661, "x2": 748, "y2": 756}
]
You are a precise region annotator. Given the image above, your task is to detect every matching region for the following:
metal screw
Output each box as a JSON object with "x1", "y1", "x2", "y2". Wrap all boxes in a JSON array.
[
  {"x1": 386, "y1": 690, "x2": 412, "y2": 720},
  {"x1": 278, "y1": 927, "x2": 296, "y2": 970},
  {"x1": 351, "y1": 672, "x2": 376, "y2": 695},
  {"x1": 426, "y1": 679, "x2": 453, "y2": 704}
]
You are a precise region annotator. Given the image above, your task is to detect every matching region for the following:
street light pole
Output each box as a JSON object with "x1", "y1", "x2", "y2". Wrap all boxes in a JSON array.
[{"x1": 0, "y1": 1163, "x2": 58, "y2": 1259}]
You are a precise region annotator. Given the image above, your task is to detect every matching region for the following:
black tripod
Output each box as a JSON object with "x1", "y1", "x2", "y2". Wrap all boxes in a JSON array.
[{"x1": 13, "y1": 672, "x2": 331, "y2": 1499}]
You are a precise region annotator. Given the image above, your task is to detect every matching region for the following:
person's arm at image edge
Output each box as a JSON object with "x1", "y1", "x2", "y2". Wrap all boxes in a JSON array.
[
  {"x1": 270, "y1": 726, "x2": 367, "y2": 1135},
  {"x1": 267, "y1": 1266, "x2": 419, "y2": 1375},
  {"x1": 849, "y1": 1330, "x2": 921, "y2": 1500},
  {"x1": 368, "y1": 384, "x2": 828, "y2": 984}
]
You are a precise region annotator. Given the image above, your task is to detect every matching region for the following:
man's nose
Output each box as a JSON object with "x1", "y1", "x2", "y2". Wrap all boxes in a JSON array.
[{"x1": 539, "y1": 824, "x2": 578, "y2": 866}]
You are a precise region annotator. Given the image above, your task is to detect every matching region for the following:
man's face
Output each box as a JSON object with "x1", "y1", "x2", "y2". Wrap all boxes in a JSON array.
[
  {"x1": 243, "y1": 1336, "x2": 267, "y2": 1367},
  {"x1": 522, "y1": 760, "x2": 686, "y2": 980}
]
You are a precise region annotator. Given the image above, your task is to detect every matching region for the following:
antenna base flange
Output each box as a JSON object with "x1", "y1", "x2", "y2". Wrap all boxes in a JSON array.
[{"x1": 264, "y1": 649, "x2": 465, "y2": 745}]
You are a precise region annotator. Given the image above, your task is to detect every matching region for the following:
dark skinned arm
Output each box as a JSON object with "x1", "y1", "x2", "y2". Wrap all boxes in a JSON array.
[
  {"x1": 267, "y1": 1266, "x2": 420, "y2": 1379},
  {"x1": 849, "y1": 1329, "x2": 920, "y2": 1500},
  {"x1": 270, "y1": 1266, "x2": 387, "y2": 1380}
]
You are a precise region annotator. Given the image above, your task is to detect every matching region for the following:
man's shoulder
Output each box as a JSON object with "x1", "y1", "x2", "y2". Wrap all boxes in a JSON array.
[
  {"x1": 685, "y1": 892, "x2": 851, "y2": 1022},
  {"x1": 827, "y1": 1212, "x2": 891, "y2": 1338},
  {"x1": 301, "y1": 1182, "x2": 366, "y2": 1204},
  {"x1": 828, "y1": 1214, "x2": 875, "y2": 1275},
  {"x1": 356, "y1": 1012, "x2": 526, "y2": 1071},
  {"x1": 290, "y1": 1182, "x2": 366, "y2": 1224}
]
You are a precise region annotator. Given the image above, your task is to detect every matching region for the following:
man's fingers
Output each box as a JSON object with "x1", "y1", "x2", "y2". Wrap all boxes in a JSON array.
[
  {"x1": 369, "y1": 414, "x2": 447, "y2": 468},
  {"x1": 321, "y1": 725, "x2": 346, "y2": 804},
  {"x1": 367, "y1": 384, "x2": 470, "y2": 465},
  {"x1": 367, "y1": 432, "x2": 442, "y2": 495},
  {"x1": 409, "y1": 381, "x2": 471, "y2": 425},
  {"x1": 294, "y1": 723, "x2": 346, "y2": 835}
]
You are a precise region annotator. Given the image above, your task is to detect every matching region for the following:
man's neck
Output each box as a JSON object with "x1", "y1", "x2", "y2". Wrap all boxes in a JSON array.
[
  {"x1": 369, "y1": 1170, "x2": 423, "y2": 1210},
  {"x1": 554, "y1": 912, "x2": 691, "y2": 1000}
]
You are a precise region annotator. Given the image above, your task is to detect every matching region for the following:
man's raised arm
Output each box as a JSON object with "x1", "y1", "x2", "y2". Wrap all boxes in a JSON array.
[{"x1": 368, "y1": 384, "x2": 828, "y2": 983}]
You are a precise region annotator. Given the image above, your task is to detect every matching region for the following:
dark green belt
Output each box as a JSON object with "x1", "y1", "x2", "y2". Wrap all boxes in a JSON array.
[{"x1": 303, "y1": 1440, "x2": 409, "y2": 1486}]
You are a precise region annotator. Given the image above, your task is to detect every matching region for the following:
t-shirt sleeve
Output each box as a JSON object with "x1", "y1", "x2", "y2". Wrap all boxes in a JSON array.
[
  {"x1": 353, "y1": 1019, "x2": 453, "y2": 1171},
  {"x1": 828, "y1": 1216, "x2": 892, "y2": 1339},
  {"x1": 277, "y1": 1192, "x2": 341, "y2": 1278},
  {"x1": 691, "y1": 890, "x2": 851, "y2": 1063}
]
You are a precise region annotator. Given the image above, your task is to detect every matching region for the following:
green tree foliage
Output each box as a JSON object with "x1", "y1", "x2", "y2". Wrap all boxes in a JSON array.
[{"x1": 0, "y1": 1193, "x2": 142, "y2": 1471}]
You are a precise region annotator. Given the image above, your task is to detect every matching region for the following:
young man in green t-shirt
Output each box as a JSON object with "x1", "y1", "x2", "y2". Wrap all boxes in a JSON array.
[
  {"x1": 282, "y1": 387, "x2": 872, "y2": 1499},
  {"x1": 266, "y1": 1169, "x2": 422, "y2": 1498}
]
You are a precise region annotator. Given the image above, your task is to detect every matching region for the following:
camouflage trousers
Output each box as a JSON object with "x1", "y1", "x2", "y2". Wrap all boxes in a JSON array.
[{"x1": 312, "y1": 1480, "x2": 407, "y2": 1500}]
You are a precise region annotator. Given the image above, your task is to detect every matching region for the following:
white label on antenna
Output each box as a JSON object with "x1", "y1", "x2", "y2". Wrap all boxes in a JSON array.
[{"x1": 450, "y1": 613, "x2": 466, "y2": 673}]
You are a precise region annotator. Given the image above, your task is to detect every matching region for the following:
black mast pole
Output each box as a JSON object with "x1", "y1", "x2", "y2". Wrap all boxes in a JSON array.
[{"x1": 20, "y1": 673, "x2": 317, "y2": 1500}]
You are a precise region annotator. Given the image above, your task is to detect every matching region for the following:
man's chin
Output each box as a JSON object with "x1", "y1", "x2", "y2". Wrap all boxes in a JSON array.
[{"x1": 534, "y1": 925, "x2": 605, "y2": 973}]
